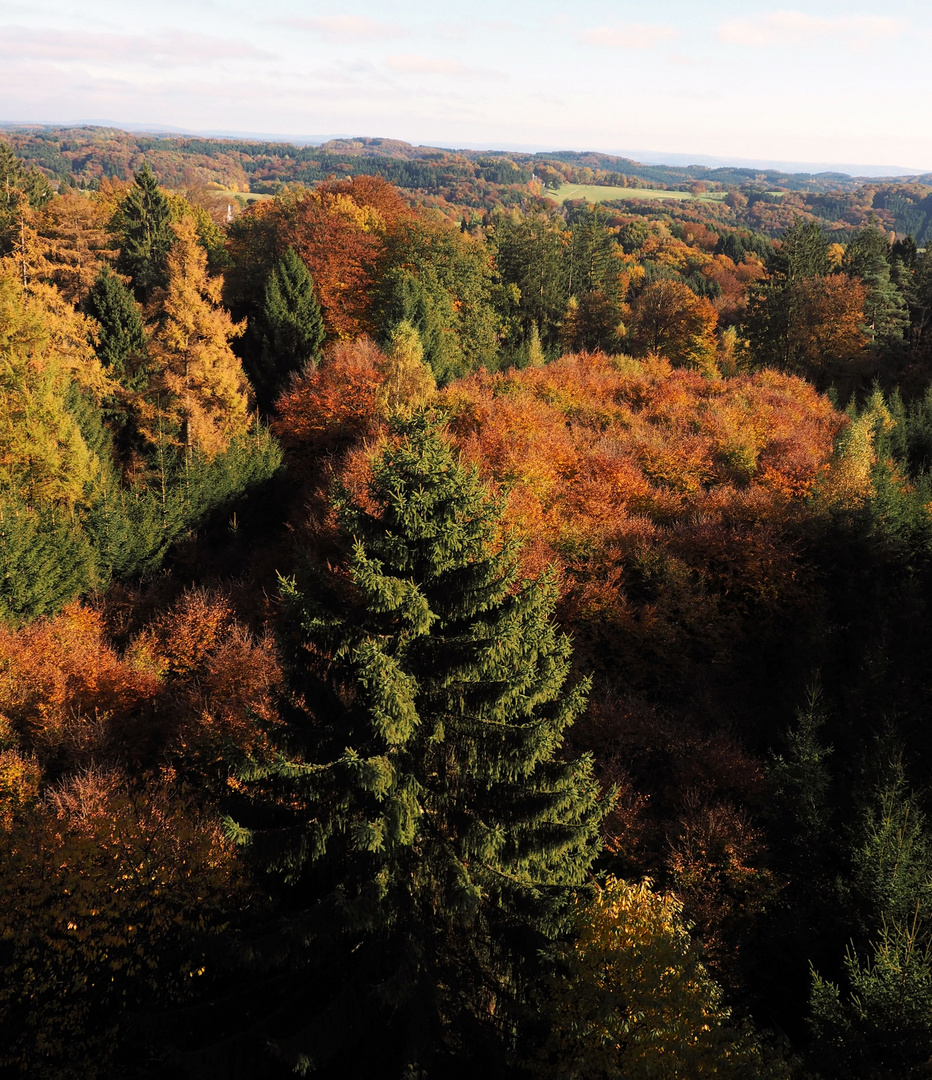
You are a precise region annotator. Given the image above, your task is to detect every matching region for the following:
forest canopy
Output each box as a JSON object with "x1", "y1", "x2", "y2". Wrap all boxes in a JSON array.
[{"x1": 4, "y1": 137, "x2": 932, "y2": 1079}]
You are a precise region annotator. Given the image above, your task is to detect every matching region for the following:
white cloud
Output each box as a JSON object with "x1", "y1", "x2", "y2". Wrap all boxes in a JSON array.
[
  {"x1": 718, "y1": 11, "x2": 906, "y2": 49},
  {"x1": 0, "y1": 25, "x2": 274, "y2": 65},
  {"x1": 278, "y1": 15, "x2": 402, "y2": 42},
  {"x1": 577, "y1": 24, "x2": 678, "y2": 50},
  {"x1": 386, "y1": 54, "x2": 505, "y2": 80}
]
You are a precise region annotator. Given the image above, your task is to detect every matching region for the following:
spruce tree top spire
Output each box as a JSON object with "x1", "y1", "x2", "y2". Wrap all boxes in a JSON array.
[
  {"x1": 114, "y1": 161, "x2": 173, "y2": 301},
  {"x1": 233, "y1": 412, "x2": 608, "y2": 1077},
  {"x1": 250, "y1": 247, "x2": 325, "y2": 409}
]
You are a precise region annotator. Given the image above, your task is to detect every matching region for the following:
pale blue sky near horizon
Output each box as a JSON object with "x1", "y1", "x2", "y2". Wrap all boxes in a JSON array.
[{"x1": 0, "y1": 0, "x2": 928, "y2": 172}]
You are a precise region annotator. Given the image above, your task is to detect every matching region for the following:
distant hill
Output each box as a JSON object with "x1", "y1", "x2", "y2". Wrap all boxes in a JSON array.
[{"x1": 2, "y1": 124, "x2": 931, "y2": 242}]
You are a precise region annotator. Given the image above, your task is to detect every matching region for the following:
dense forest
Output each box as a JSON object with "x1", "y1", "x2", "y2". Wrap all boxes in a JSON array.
[
  {"x1": 6, "y1": 124, "x2": 932, "y2": 243},
  {"x1": 4, "y1": 127, "x2": 932, "y2": 1077}
]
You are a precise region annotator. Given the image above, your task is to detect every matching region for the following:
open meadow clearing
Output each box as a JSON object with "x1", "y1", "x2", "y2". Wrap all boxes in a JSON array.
[{"x1": 546, "y1": 182, "x2": 728, "y2": 203}]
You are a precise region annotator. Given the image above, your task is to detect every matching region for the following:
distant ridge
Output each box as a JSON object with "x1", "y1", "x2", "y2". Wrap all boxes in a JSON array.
[
  {"x1": 0, "y1": 120, "x2": 925, "y2": 181},
  {"x1": 615, "y1": 148, "x2": 925, "y2": 179}
]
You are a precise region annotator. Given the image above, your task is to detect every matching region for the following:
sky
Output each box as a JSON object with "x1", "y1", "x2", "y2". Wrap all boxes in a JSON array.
[{"x1": 0, "y1": 0, "x2": 929, "y2": 172}]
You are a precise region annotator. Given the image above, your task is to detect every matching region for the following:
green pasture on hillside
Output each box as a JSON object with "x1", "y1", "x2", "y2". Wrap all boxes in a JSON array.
[
  {"x1": 545, "y1": 182, "x2": 728, "y2": 204},
  {"x1": 209, "y1": 188, "x2": 272, "y2": 205}
]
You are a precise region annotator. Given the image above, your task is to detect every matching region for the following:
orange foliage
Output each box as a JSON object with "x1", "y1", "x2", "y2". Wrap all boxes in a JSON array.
[
  {"x1": 34, "y1": 192, "x2": 118, "y2": 304},
  {"x1": 701, "y1": 253, "x2": 767, "y2": 323},
  {"x1": 0, "y1": 748, "x2": 40, "y2": 829},
  {"x1": 665, "y1": 795, "x2": 777, "y2": 986},
  {"x1": 784, "y1": 272, "x2": 868, "y2": 382},
  {"x1": 440, "y1": 352, "x2": 843, "y2": 677},
  {"x1": 625, "y1": 279, "x2": 719, "y2": 371},
  {"x1": 271, "y1": 336, "x2": 386, "y2": 464},
  {"x1": 0, "y1": 593, "x2": 282, "y2": 784},
  {"x1": 131, "y1": 588, "x2": 235, "y2": 678},
  {"x1": 676, "y1": 220, "x2": 719, "y2": 252},
  {"x1": 126, "y1": 588, "x2": 284, "y2": 773},
  {"x1": 0, "y1": 603, "x2": 159, "y2": 764},
  {"x1": 255, "y1": 175, "x2": 415, "y2": 340}
]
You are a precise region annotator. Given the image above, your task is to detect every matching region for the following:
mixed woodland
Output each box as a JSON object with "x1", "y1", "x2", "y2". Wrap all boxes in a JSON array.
[{"x1": 3, "y1": 126, "x2": 932, "y2": 1077}]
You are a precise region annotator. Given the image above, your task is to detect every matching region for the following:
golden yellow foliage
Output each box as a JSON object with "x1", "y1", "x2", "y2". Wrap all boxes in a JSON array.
[
  {"x1": 376, "y1": 320, "x2": 436, "y2": 413},
  {"x1": 0, "y1": 747, "x2": 40, "y2": 829},
  {"x1": 538, "y1": 876, "x2": 777, "y2": 1078},
  {"x1": 142, "y1": 215, "x2": 250, "y2": 457},
  {"x1": 0, "y1": 264, "x2": 112, "y2": 507},
  {"x1": 815, "y1": 391, "x2": 893, "y2": 511}
]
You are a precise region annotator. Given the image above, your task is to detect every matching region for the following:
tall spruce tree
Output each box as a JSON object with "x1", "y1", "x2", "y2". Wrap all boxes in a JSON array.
[
  {"x1": 230, "y1": 413, "x2": 607, "y2": 1078},
  {"x1": 843, "y1": 225, "x2": 909, "y2": 352},
  {"x1": 252, "y1": 247, "x2": 324, "y2": 408},
  {"x1": 84, "y1": 264, "x2": 148, "y2": 389},
  {"x1": 809, "y1": 757, "x2": 932, "y2": 1078},
  {"x1": 115, "y1": 161, "x2": 173, "y2": 301}
]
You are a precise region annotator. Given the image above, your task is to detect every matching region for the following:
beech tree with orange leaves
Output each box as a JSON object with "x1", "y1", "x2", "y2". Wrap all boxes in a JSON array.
[
  {"x1": 745, "y1": 272, "x2": 868, "y2": 389},
  {"x1": 625, "y1": 278, "x2": 719, "y2": 372}
]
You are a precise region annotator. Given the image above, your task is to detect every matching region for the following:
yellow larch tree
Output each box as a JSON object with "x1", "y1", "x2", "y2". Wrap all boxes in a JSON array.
[
  {"x1": 0, "y1": 261, "x2": 111, "y2": 509},
  {"x1": 142, "y1": 215, "x2": 250, "y2": 458}
]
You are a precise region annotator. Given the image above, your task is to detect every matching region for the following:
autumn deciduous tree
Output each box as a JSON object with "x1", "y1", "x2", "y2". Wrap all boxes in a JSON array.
[
  {"x1": 538, "y1": 877, "x2": 782, "y2": 1079},
  {"x1": 142, "y1": 215, "x2": 250, "y2": 457},
  {"x1": 279, "y1": 176, "x2": 412, "y2": 339},
  {"x1": 271, "y1": 336, "x2": 385, "y2": 463},
  {"x1": 626, "y1": 279, "x2": 719, "y2": 371},
  {"x1": 439, "y1": 352, "x2": 842, "y2": 685},
  {"x1": 34, "y1": 191, "x2": 118, "y2": 304},
  {"x1": 0, "y1": 141, "x2": 53, "y2": 259},
  {"x1": 745, "y1": 273, "x2": 868, "y2": 388},
  {"x1": 0, "y1": 262, "x2": 110, "y2": 510},
  {"x1": 376, "y1": 319, "x2": 436, "y2": 412},
  {"x1": 560, "y1": 289, "x2": 622, "y2": 354}
]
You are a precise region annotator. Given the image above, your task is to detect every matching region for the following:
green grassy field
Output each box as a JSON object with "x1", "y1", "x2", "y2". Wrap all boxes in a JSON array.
[
  {"x1": 209, "y1": 188, "x2": 272, "y2": 204},
  {"x1": 545, "y1": 182, "x2": 728, "y2": 204}
]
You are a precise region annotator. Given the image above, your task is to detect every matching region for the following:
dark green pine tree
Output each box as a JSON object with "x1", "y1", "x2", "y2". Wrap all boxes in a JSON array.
[
  {"x1": 770, "y1": 218, "x2": 831, "y2": 281},
  {"x1": 377, "y1": 265, "x2": 453, "y2": 381},
  {"x1": 230, "y1": 413, "x2": 607, "y2": 1079},
  {"x1": 252, "y1": 248, "x2": 325, "y2": 408},
  {"x1": 843, "y1": 225, "x2": 909, "y2": 352},
  {"x1": 809, "y1": 756, "x2": 932, "y2": 1079},
  {"x1": 84, "y1": 265, "x2": 148, "y2": 390},
  {"x1": 115, "y1": 161, "x2": 174, "y2": 301}
]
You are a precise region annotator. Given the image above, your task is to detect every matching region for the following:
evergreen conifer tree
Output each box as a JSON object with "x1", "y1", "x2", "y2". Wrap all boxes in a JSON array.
[
  {"x1": 253, "y1": 248, "x2": 325, "y2": 407},
  {"x1": 0, "y1": 142, "x2": 53, "y2": 257},
  {"x1": 115, "y1": 162, "x2": 173, "y2": 301},
  {"x1": 84, "y1": 264, "x2": 148, "y2": 389},
  {"x1": 809, "y1": 756, "x2": 932, "y2": 1077},
  {"x1": 231, "y1": 413, "x2": 607, "y2": 1078},
  {"x1": 843, "y1": 225, "x2": 909, "y2": 351}
]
